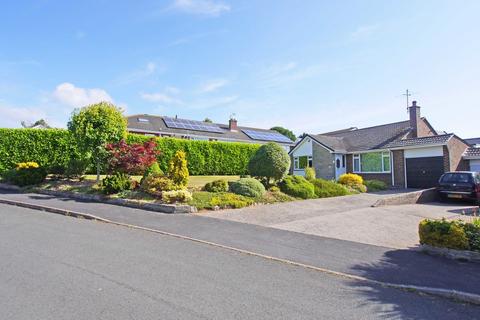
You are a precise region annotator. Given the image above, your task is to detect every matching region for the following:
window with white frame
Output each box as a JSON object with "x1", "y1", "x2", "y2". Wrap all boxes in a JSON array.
[
  {"x1": 294, "y1": 155, "x2": 313, "y2": 170},
  {"x1": 353, "y1": 152, "x2": 391, "y2": 173}
]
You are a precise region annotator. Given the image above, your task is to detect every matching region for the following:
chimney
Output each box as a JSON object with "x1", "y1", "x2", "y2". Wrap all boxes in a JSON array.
[
  {"x1": 228, "y1": 117, "x2": 238, "y2": 131},
  {"x1": 408, "y1": 100, "x2": 421, "y2": 138}
]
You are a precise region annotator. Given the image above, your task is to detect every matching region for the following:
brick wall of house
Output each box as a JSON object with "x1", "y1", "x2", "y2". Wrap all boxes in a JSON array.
[
  {"x1": 417, "y1": 119, "x2": 436, "y2": 137},
  {"x1": 312, "y1": 143, "x2": 335, "y2": 180},
  {"x1": 392, "y1": 150, "x2": 405, "y2": 188},
  {"x1": 443, "y1": 136, "x2": 469, "y2": 172}
]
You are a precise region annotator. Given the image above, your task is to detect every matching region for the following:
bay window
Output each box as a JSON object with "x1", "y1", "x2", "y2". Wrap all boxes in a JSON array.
[{"x1": 353, "y1": 152, "x2": 391, "y2": 173}]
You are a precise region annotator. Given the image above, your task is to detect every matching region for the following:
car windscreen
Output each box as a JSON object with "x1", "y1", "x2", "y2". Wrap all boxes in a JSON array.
[{"x1": 440, "y1": 173, "x2": 473, "y2": 183}]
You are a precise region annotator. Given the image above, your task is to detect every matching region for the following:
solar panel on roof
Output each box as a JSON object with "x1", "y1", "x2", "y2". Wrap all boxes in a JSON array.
[
  {"x1": 242, "y1": 129, "x2": 293, "y2": 143},
  {"x1": 163, "y1": 117, "x2": 224, "y2": 133}
]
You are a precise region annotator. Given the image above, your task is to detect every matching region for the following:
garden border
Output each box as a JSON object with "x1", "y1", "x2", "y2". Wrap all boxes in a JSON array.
[{"x1": 0, "y1": 183, "x2": 196, "y2": 214}]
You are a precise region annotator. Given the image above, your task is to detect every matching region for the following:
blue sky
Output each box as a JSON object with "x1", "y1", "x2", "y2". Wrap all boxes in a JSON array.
[{"x1": 1, "y1": 0, "x2": 479, "y2": 138}]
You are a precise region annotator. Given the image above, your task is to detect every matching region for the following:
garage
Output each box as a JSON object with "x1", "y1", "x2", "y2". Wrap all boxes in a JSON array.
[
  {"x1": 405, "y1": 147, "x2": 445, "y2": 189},
  {"x1": 471, "y1": 160, "x2": 480, "y2": 172}
]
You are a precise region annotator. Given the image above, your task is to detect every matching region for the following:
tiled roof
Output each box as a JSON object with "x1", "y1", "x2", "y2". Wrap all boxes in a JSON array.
[
  {"x1": 381, "y1": 134, "x2": 453, "y2": 149},
  {"x1": 465, "y1": 138, "x2": 480, "y2": 146},
  {"x1": 464, "y1": 147, "x2": 480, "y2": 158},
  {"x1": 126, "y1": 114, "x2": 295, "y2": 145},
  {"x1": 311, "y1": 120, "x2": 412, "y2": 152}
]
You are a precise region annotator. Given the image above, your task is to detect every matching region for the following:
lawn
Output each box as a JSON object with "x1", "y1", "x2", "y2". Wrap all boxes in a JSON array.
[{"x1": 83, "y1": 174, "x2": 240, "y2": 189}]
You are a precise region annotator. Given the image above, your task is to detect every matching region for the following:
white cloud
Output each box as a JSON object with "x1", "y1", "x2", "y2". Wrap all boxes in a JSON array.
[
  {"x1": 257, "y1": 62, "x2": 327, "y2": 88},
  {"x1": 350, "y1": 24, "x2": 379, "y2": 41},
  {"x1": 113, "y1": 62, "x2": 159, "y2": 85},
  {"x1": 52, "y1": 82, "x2": 113, "y2": 108},
  {"x1": 197, "y1": 78, "x2": 229, "y2": 93},
  {"x1": 140, "y1": 92, "x2": 182, "y2": 104},
  {"x1": 171, "y1": 0, "x2": 230, "y2": 16},
  {"x1": 0, "y1": 103, "x2": 46, "y2": 128}
]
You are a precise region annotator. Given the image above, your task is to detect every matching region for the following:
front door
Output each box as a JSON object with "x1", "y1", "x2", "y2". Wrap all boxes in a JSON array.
[{"x1": 335, "y1": 154, "x2": 346, "y2": 179}]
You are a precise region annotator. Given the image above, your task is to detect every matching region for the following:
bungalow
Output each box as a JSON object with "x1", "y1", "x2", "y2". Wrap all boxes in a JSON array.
[
  {"x1": 463, "y1": 138, "x2": 480, "y2": 172},
  {"x1": 126, "y1": 114, "x2": 295, "y2": 150},
  {"x1": 290, "y1": 101, "x2": 473, "y2": 188}
]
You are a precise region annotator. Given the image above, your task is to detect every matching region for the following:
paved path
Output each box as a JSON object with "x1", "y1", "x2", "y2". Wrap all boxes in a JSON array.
[
  {"x1": 1, "y1": 190, "x2": 480, "y2": 299},
  {"x1": 1, "y1": 204, "x2": 479, "y2": 319},
  {"x1": 201, "y1": 193, "x2": 479, "y2": 248}
]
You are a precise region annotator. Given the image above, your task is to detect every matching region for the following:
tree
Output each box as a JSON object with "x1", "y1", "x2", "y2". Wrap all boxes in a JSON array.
[
  {"x1": 21, "y1": 119, "x2": 51, "y2": 129},
  {"x1": 248, "y1": 142, "x2": 291, "y2": 186},
  {"x1": 204, "y1": 118, "x2": 213, "y2": 123},
  {"x1": 67, "y1": 102, "x2": 127, "y2": 182},
  {"x1": 106, "y1": 139, "x2": 160, "y2": 175},
  {"x1": 270, "y1": 126, "x2": 296, "y2": 142}
]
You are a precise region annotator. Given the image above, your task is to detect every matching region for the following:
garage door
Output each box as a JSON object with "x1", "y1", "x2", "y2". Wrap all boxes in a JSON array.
[
  {"x1": 406, "y1": 157, "x2": 444, "y2": 188},
  {"x1": 471, "y1": 160, "x2": 480, "y2": 172}
]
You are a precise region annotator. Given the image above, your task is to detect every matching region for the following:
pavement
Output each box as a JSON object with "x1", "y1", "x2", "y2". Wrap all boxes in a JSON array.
[
  {"x1": 1, "y1": 190, "x2": 480, "y2": 300},
  {"x1": 201, "y1": 193, "x2": 480, "y2": 249},
  {"x1": 1, "y1": 204, "x2": 479, "y2": 319}
]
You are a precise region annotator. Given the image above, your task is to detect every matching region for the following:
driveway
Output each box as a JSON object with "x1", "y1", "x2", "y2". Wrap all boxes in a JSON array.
[{"x1": 200, "y1": 193, "x2": 479, "y2": 249}]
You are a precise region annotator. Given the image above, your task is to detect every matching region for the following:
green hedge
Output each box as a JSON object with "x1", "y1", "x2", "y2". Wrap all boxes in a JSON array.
[
  {"x1": 0, "y1": 128, "x2": 79, "y2": 173},
  {"x1": 127, "y1": 134, "x2": 260, "y2": 175},
  {"x1": 0, "y1": 129, "x2": 260, "y2": 176}
]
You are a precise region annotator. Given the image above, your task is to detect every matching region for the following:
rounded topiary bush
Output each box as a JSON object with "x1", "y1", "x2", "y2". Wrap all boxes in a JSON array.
[
  {"x1": 364, "y1": 179, "x2": 387, "y2": 192},
  {"x1": 312, "y1": 178, "x2": 350, "y2": 198},
  {"x1": 203, "y1": 179, "x2": 229, "y2": 193},
  {"x1": 229, "y1": 178, "x2": 266, "y2": 198},
  {"x1": 279, "y1": 175, "x2": 315, "y2": 199},
  {"x1": 248, "y1": 142, "x2": 290, "y2": 184}
]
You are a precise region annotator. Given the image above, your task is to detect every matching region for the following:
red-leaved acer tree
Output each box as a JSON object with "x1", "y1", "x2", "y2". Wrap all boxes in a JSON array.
[{"x1": 106, "y1": 139, "x2": 160, "y2": 175}]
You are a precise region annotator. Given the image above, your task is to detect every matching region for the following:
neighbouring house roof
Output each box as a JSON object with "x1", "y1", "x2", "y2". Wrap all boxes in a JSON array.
[
  {"x1": 464, "y1": 147, "x2": 480, "y2": 158},
  {"x1": 307, "y1": 120, "x2": 413, "y2": 152},
  {"x1": 381, "y1": 134, "x2": 453, "y2": 149},
  {"x1": 126, "y1": 114, "x2": 295, "y2": 145},
  {"x1": 465, "y1": 138, "x2": 480, "y2": 146}
]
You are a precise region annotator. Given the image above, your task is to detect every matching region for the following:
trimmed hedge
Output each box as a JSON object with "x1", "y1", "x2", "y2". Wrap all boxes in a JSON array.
[
  {"x1": 0, "y1": 129, "x2": 260, "y2": 176},
  {"x1": 0, "y1": 129, "x2": 79, "y2": 173},
  {"x1": 127, "y1": 134, "x2": 260, "y2": 175}
]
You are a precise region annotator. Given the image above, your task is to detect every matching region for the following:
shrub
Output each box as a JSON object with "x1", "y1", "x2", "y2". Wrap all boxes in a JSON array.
[
  {"x1": 6, "y1": 162, "x2": 47, "y2": 186},
  {"x1": 304, "y1": 167, "x2": 316, "y2": 181},
  {"x1": 168, "y1": 150, "x2": 189, "y2": 187},
  {"x1": 248, "y1": 142, "x2": 290, "y2": 185},
  {"x1": 463, "y1": 223, "x2": 480, "y2": 252},
  {"x1": 210, "y1": 193, "x2": 255, "y2": 209},
  {"x1": 338, "y1": 173, "x2": 364, "y2": 187},
  {"x1": 419, "y1": 219, "x2": 469, "y2": 250},
  {"x1": 140, "y1": 174, "x2": 178, "y2": 196},
  {"x1": 65, "y1": 158, "x2": 89, "y2": 179},
  {"x1": 229, "y1": 178, "x2": 266, "y2": 198},
  {"x1": 188, "y1": 191, "x2": 216, "y2": 210},
  {"x1": 162, "y1": 190, "x2": 193, "y2": 204},
  {"x1": 141, "y1": 162, "x2": 163, "y2": 185},
  {"x1": 350, "y1": 184, "x2": 367, "y2": 193},
  {"x1": 279, "y1": 175, "x2": 315, "y2": 199},
  {"x1": 364, "y1": 180, "x2": 388, "y2": 192},
  {"x1": 106, "y1": 139, "x2": 160, "y2": 175},
  {"x1": 312, "y1": 178, "x2": 350, "y2": 198},
  {"x1": 261, "y1": 189, "x2": 296, "y2": 203},
  {"x1": 101, "y1": 172, "x2": 133, "y2": 195},
  {"x1": 269, "y1": 186, "x2": 280, "y2": 192},
  {"x1": 203, "y1": 179, "x2": 229, "y2": 193}
]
